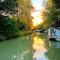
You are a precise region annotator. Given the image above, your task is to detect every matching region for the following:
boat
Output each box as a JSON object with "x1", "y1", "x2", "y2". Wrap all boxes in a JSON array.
[{"x1": 48, "y1": 28, "x2": 60, "y2": 41}]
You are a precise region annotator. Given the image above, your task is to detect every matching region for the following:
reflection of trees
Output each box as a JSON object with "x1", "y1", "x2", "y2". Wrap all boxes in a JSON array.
[
  {"x1": 48, "y1": 41, "x2": 60, "y2": 60},
  {"x1": 49, "y1": 41, "x2": 60, "y2": 48}
]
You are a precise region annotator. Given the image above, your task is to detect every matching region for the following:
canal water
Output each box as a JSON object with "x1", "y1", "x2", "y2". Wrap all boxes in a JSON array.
[{"x1": 0, "y1": 33, "x2": 60, "y2": 60}]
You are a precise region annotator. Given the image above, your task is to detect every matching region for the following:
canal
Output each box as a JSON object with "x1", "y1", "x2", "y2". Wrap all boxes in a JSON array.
[{"x1": 0, "y1": 33, "x2": 60, "y2": 60}]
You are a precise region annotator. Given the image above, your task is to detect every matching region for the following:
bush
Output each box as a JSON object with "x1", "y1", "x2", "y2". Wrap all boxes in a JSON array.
[
  {"x1": 0, "y1": 15, "x2": 19, "y2": 40},
  {"x1": 19, "y1": 22, "x2": 28, "y2": 31}
]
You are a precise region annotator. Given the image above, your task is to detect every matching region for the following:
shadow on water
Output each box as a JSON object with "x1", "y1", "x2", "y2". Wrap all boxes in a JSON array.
[{"x1": 32, "y1": 35, "x2": 49, "y2": 60}]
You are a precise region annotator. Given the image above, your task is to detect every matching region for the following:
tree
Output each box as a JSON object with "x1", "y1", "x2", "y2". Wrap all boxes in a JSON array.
[
  {"x1": 0, "y1": 0, "x2": 17, "y2": 14},
  {"x1": 52, "y1": 0, "x2": 60, "y2": 9},
  {"x1": 0, "y1": 14, "x2": 19, "y2": 40},
  {"x1": 41, "y1": 0, "x2": 58, "y2": 29},
  {"x1": 0, "y1": 0, "x2": 19, "y2": 40},
  {"x1": 18, "y1": 0, "x2": 33, "y2": 30}
]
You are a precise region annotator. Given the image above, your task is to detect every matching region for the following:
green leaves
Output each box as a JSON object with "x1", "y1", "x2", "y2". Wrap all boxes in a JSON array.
[
  {"x1": 0, "y1": 16, "x2": 19, "y2": 38},
  {"x1": 53, "y1": 0, "x2": 60, "y2": 8},
  {"x1": 0, "y1": 0, "x2": 17, "y2": 13}
]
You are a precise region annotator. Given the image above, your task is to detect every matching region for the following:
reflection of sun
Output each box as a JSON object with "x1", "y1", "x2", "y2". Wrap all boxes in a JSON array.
[
  {"x1": 33, "y1": 36, "x2": 48, "y2": 60},
  {"x1": 32, "y1": 36, "x2": 47, "y2": 51}
]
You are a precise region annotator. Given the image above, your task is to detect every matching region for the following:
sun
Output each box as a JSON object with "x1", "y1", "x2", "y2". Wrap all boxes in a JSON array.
[
  {"x1": 32, "y1": 16, "x2": 43, "y2": 26},
  {"x1": 31, "y1": 0, "x2": 47, "y2": 27},
  {"x1": 31, "y1": 11, "x2": 43, "y2": 27},
  {"x1": 33, "y1": 17, "x2": 43, "y2": 26}
]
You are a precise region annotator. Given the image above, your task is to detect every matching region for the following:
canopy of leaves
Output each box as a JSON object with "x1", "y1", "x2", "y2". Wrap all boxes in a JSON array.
[
  {"x1": 52, "y1": 0, "x2": 60, "y2": 8},
  {"x1": 0, "y1": 0, "x2": 17, "y2": 13},
  {"x1": 18, "y1": 0, "x2": 33, "y2": 30}
]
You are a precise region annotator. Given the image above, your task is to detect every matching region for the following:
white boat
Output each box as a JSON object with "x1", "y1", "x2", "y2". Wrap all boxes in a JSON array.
[{"x1": 48, "y1": 28, "x2": 60, "y2": 41}]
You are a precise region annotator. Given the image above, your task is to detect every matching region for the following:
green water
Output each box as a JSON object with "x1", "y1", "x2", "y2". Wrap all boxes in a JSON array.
[
  {"x1": 0, "y1": 36, "x2": 33, "y2": 60},
  {"x1": 0, "y1": 33, "x2": 60, "y2": 60}
]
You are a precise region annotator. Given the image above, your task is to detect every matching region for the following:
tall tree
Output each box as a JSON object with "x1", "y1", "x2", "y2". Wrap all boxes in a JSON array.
[
  {"x1": 42, "y1": 0, "x2": 58, "y2": 28},
  {"x1": 52, "y1": 0, "x2": 60, "y2": 9},
  {"x1": 18, "y1": 0, "x2": 33, "y2": 30},
  {"x1": 0, "y1": 0, "x2": 19, "y2": 40}
]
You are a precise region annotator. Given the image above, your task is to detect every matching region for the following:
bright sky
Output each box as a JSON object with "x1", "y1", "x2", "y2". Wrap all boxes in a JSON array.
[
  {"x1": 31, "y1": 0, "x2": 47, "y2": 27},
  {"x1": 32, "y1": 0, "x2": 47, "y2": 10},
  {"x1": 1, "y1": 0, "x2": 5, "y2": 2},
  {"x1": 31, "y1": 11, "x2": 43, "y2": 26}
]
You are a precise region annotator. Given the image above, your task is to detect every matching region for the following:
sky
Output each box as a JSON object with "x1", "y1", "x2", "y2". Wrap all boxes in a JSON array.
[
  {"x1": 1, "y1": 0, "x2": 5, "y2": 2},
  {"x1": 31, "y1": 0, "x2": 48, "y2": 27},
  {"x1": 32, "y1": 0, "x2": 47, "y2": 10}
]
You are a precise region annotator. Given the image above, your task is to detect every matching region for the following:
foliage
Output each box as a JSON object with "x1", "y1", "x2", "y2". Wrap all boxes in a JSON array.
[
  {"x1": 18, "y1": 0, "x2": 33, "y2": 30},
  {"x1": 19, "y1": 22, "x2": 28, "y2": 31},
  {"x1": 0, "y1": 0, "x2": 17, "y2": 13},
  {"x1": 47, "y1": 8, "x2": 58, "y2": 26},
  {"x1": 52, "y1": 0, "x2": 60, "y2": 8},
  {"x1": 41, "y1": 1, "x2": 58, "y2": 29},
  {"x1": 0, "y1": 15, "x2": 19, "y2": 39}
]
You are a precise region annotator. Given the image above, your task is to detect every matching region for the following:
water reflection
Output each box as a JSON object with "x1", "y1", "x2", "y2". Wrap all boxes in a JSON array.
[
  {"x1": 49, "y1": 41, "x2": 60, "y2": 48},
  {"x1": 32, "y1": 36, "x2": 48, "y2": 60},
  {"x1": 12, "y1": 49, "x2": 30, "y2": 60}
]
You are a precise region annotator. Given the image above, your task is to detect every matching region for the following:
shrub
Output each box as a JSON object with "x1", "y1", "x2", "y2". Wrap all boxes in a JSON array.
[{"x1": 0, "y1": 15, "x2": 19, "y2": 40}]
